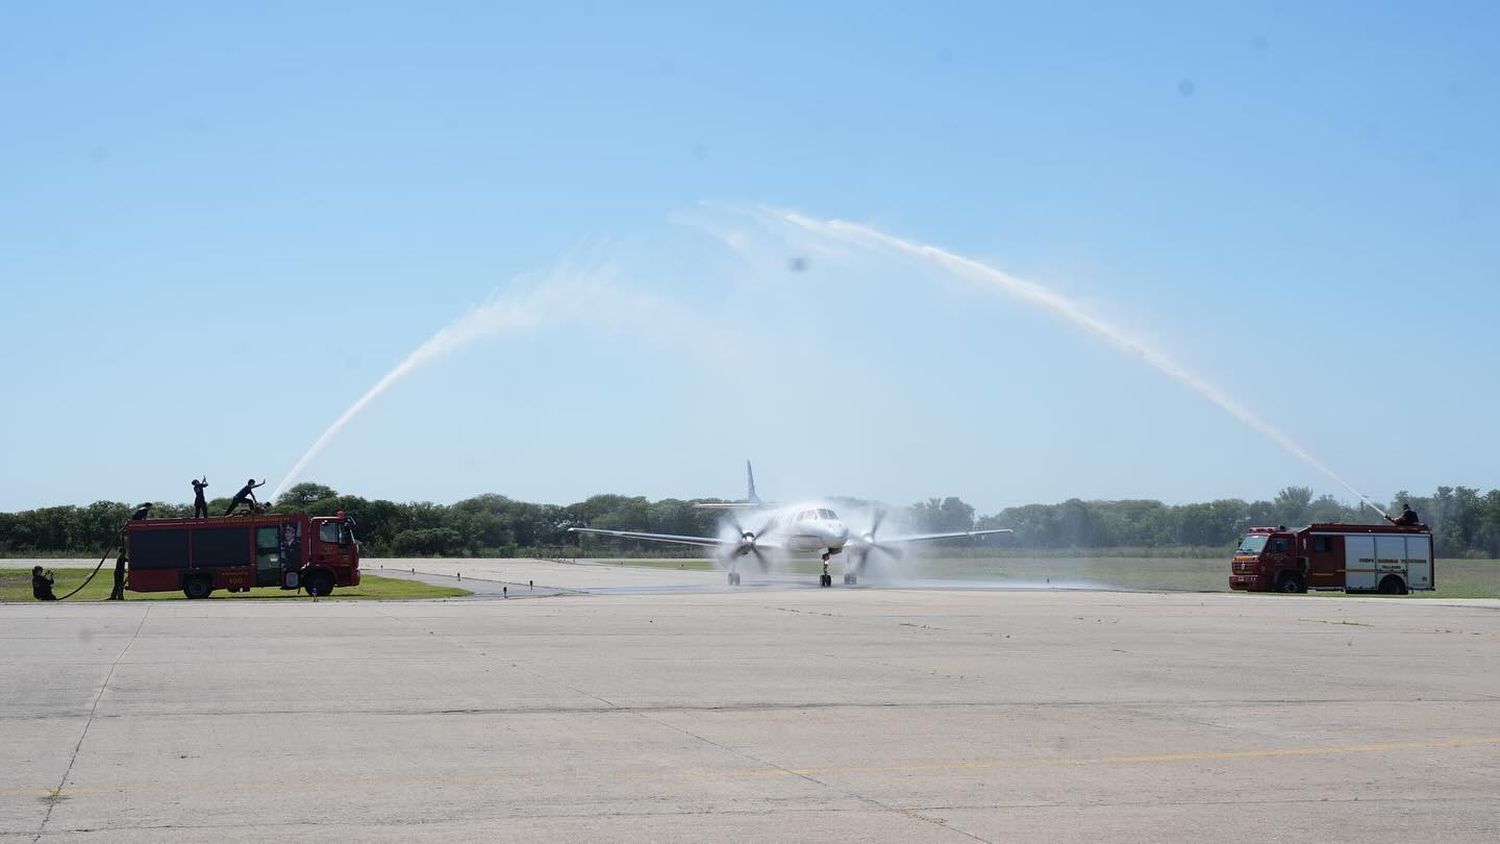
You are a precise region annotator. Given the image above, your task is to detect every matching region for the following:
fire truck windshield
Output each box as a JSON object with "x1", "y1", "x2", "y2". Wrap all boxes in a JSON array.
[{"x1": 1235, "y1": 535, "x2": 1268, "y2": 554}]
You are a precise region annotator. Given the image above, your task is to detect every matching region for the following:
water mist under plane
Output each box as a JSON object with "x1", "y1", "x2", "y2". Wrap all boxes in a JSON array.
[{"x1": 775, "y1": 210, "x2": 1388, "y2": 518}]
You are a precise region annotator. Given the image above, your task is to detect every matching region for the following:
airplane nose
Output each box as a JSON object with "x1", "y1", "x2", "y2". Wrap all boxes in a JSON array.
[{"x1": 833, "y1": 522, "x2": 848, "y2": 544}]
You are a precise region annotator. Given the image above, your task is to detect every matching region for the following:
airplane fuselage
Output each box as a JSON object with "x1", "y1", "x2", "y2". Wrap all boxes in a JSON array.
[{"x1": 734, "y1": 506, "x2": 849, "y2": 558}]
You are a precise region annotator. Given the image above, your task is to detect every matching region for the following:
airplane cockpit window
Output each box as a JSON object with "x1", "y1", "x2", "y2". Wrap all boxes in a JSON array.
[{"x1": 818, "y1": 509, "x2": 837, "y2": 520}]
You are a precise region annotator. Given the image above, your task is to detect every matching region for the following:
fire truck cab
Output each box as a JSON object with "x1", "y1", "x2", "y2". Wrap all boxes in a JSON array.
[
  {"x1": 124, "y1": 512, "x2": 360, "y2": 599},
  {"x1": 1229, "y1": 522, "x2": 1433, "y2": 595}
]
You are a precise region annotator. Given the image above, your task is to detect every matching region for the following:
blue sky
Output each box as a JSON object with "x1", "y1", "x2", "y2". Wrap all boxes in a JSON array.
[{"x1": 2, "y1": 1, "x2": 1496, "y2": 513}]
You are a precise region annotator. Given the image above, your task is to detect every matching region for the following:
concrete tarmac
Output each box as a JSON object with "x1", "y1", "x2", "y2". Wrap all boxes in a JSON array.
[{"x1": 3, "y1": 561, "x2": 1499, "y2": 842}]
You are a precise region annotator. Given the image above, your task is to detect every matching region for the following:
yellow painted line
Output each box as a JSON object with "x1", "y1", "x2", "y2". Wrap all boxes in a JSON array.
[{"x1": 736, "y1": 735, "x2": 1500, "y2": 778}]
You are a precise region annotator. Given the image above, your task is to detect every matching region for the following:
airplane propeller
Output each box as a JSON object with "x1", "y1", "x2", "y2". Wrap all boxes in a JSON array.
[
  {"x1": 724, "y1": 515, "x2": 774, "y2": 572},
  {"x1": 853, "y1": 508, "x2": 903, "y2": 573}
]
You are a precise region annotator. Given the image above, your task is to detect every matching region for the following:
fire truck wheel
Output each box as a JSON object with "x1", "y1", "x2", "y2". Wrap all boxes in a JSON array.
[
  {"x1": 1378, "y1": 575, "x2": 1408, "y2": 596},
  {"x1": 305, "y1": 571, "x2": 335, "y2": 597},
  {"x1": 183, "y1": 576, "x2": 213, "y2": 600},
  {"x1": 1278, "y1": 573, "x2": 1305, "y2": 594}
]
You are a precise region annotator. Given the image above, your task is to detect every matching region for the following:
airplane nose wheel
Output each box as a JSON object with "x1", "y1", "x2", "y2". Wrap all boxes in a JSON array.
[
  {"x1": 820, "y1": 556, "x2": 832, "y2": 587},
  {"x1": 728, "y1": 571, "x2": 741, "y2": 586}
]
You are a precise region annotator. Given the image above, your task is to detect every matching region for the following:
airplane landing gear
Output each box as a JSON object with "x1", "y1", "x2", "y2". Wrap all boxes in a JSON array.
[
  {"x1": 728, "y1": 571, "x2": 741, "y2": 586},
  {"x1": 820, "y1": 556, "x2": 832, "y2": 588}
]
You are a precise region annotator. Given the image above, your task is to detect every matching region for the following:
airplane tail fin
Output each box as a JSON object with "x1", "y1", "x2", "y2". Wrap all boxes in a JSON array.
[
  {"x1": 694, "y1": 461, "x2": 767, "y2": 510},
  {"x1": 746, "y1": 460, "x2": 762, "y2": 504}
]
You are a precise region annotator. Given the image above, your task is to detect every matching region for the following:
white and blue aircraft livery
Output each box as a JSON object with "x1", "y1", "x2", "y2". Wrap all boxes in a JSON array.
[{"x1": 568, "y1": 463, "x2": 1013, "y2": 587}]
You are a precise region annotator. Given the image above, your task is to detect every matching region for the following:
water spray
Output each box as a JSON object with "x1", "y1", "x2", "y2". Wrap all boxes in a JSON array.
[
  {"x1": 774, "y1": 210, "x2": 1388, "y2": 518},
  {"x1": 273, "y1": 269, "x2": 733, "y2": 499}
]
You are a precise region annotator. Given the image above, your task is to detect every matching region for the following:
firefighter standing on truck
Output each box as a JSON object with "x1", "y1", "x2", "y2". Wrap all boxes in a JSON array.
[
  {"x1": 224, "y1": 478, "x2": 265, "y2": 516},
  {"x1": 191, "y1": 476, "x2": 209, "y2": 518}
]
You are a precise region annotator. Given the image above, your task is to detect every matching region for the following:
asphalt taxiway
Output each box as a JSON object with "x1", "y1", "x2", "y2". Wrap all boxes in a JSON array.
[{"x1": 3, "y1": 560, "x2": 1498, "y2": 842}]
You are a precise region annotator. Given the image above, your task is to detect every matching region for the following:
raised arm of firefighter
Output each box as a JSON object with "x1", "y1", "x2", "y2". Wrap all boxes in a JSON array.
[
  {"x1": 192, "y1": 477, "x2": 209, "y2": 518},
  {"x1": 249, "y1": 479, "x2": 266, "y2": 503},
  {"x1": 225, "y1": 479, "x2": 263, "y2": 516}
]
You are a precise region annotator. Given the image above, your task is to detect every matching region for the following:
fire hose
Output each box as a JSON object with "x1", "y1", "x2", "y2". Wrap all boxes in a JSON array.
[{"x1": 54, "y1": 525, "x2": 125, "y2": 601}]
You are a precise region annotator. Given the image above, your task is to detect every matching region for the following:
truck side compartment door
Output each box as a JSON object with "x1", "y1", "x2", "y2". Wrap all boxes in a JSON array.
[
  {"x1": 1406, "y1": 535, "x2": 1434, "y2": 591},
  {"x1": 254, "y1": 525, "x2": 282, "y2": 587},
  {"x1": 1345, "y1": 535, "x2": 1376, "y2": 591},
  {"x1": 1304, "y1": 534, "x2": 1342, "y2": 586},
  {"x1": 1375, "y1": 536, "x2": 1407, "y2": 589}
]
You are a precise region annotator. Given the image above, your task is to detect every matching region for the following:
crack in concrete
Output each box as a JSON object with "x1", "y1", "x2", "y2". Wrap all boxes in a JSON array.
[
  {"x1": 30, "y1": 604, "x2": 150, "y2": 843},
  {"x1": 371, "y1": 603, "x2": 988, "y2": 842},
  {"x1": 908, "y1": 793, "x2": 1491, "y2": 813},
  {"x1": 5, "y1": 695, "x2": 1494, "y2": 723},
  {"x1": 371, "y1": 606, "x2": 621, "y2": 710},
  {"x1": 633, "y1": 710, "x2": 992, "y2": 843}
]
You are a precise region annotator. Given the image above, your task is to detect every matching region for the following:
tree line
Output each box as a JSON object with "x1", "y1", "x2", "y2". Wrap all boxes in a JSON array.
[
  {"x1": 1, "y1": 483, "x2": 1497, "y2": 559},
  {"x1": 972, "y1": 486, "x2": 1500, "y2": 557}
]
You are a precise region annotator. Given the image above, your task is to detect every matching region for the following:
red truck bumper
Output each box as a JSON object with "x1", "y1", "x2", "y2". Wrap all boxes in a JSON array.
[{"x1": 1229, "y1": 574, "x2": 1266, "y2": 591}]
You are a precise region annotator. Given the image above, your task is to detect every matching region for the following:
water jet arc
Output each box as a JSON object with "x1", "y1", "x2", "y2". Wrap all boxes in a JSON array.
[{"x1": 779, "y1": 210, "x2": 1386, "y2": 517}]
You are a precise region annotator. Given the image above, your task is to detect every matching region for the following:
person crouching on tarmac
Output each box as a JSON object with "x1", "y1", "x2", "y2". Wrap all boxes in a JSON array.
[{"x1": 32, "y1": 566, "x2": 57, "y2": 601}]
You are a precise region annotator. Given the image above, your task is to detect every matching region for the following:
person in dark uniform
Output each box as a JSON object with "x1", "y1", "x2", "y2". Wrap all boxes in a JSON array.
[
  {"x1": 223, "y1": 479, "x2": 265, "y2": 516},
  {"x1": 336, "y1": 510, "x2": 358, "y2": 544},
  {"x1": 109, "y1": 551, "x2": 127, "y2": 600},
  {"x1": 130, "y1": 502, "x2": 152, "y2": 521},
  {"x1": 1387, "y1": 501, "x2": 1421, "y2": 526},
  {"x1": 191, "y1": 477, "x2": 209, "y2": 518},
  {"x1": 31, "y1": 566, "x2": 57, "y2": 601}
]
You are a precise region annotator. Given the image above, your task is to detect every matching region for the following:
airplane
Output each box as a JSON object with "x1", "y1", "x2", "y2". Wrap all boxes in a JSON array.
[{"x1": 567, "y1": 462, "x2": 1014, "y2": 587}]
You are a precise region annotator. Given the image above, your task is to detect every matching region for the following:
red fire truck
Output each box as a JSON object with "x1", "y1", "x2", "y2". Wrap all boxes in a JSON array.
[
  {"x1": 1228, "y1": 522, "x2": 1433, "y2": 595},
  {"x1": 124, "y1": 513, "x2": 360, "y2": 599}
]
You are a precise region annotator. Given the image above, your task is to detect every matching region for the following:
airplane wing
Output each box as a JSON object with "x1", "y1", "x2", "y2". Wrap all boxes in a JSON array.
[
  {"x1": 848, "y1": 528, "x2": 1013, "y2": 547},
  {"x1": 567, "y1": 527, "x2": 738, "y2": 549}
]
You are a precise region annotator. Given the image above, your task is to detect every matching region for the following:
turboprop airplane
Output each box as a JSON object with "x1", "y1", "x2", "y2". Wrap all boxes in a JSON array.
[{"x1": 567, "y1": 462, "x2": 1013, "y2": 587}]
